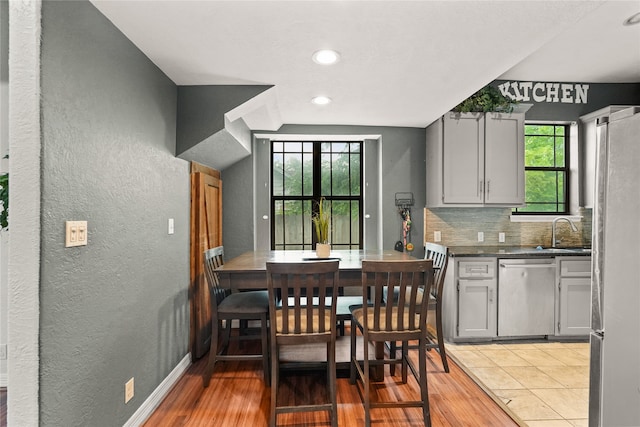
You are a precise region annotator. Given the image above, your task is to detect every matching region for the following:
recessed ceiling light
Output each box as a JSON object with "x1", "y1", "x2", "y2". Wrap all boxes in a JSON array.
[
  {"x1": 311, "y1": 96, "x2": 332, "y2": 105},
  {"x1": 312, "y1": 50, "x2": 340, "y2": 65},
  {"x1": 623, "y1": 11, "x2": 640, "y2": 26}
]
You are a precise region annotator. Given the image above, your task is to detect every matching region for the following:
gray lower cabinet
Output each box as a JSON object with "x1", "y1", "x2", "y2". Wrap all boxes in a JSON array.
[
  {"x1": 454, "y1": 258, "x2": 497, "y2": 339},
  {"x1": 443, "y1": 254, "x2": 592, "y2": 342},
  {"x1": 556, "y1": 256, "x2": 592, "y2": 336}
]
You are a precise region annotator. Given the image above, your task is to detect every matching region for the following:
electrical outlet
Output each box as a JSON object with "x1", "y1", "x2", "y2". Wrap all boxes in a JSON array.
[
  {"x1": 0, "y1": 344, "x2": 6, "y2": 360},
  {"x1": 477, "y1": 231, "x2": 484, "y2": 242},
  {"x1": 434, "y1": 231, "x2": 442, "y2": 242},
  {"x1": 125, "y1": 377, "x2": 134, "y2": 403},
  {"x1": 499, "y1": 232, "x2": 506, "y2": 243}
]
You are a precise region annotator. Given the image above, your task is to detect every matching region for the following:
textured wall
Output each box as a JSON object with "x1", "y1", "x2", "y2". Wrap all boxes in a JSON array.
[
  {"x1": 176, "y1": 85, "x2": 271, "y2": 154},
  {"x1": 7, "y1": 1, "x2": 42, "y2": 424},
  {"x1": 39, "y1": 1, "x2": 189, "y2": 425},
  {"x1": 379, "y1": 127, "x2": 426, "y2": 257},
  {"x1": 0, "y1": 0, "x2": 9, "y2": 387},
  {"x1": 221, "y1": 155, "x2": 254, "y2": 260}
]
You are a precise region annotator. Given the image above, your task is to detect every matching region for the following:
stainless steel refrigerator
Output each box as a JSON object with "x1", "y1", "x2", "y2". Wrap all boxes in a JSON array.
[{"x1": 589, "y1": 106, "x2": 640, "y2": 427}]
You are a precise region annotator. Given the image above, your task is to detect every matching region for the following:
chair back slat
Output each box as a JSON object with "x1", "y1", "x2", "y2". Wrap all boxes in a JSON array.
[
  {"x1": 267, "y1": 260, "x2": 339, "y2": 338},
  {"x1": 361, "y1": 259, "x2": 433, "y2": 333},
  {"x1": 425, "y1": 242, "x2": 449, "y2": 300},
  {"x1": 315, "y1": 273, "x2": 327, "y2": 332},
  {"x1": 204, "y1": 246, "x2": 226, "y2": 309}
]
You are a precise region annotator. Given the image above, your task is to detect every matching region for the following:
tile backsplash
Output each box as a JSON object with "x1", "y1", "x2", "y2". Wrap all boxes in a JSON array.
[{"x1": 423, "y1": 207, "x2": 592, "y2": 248}]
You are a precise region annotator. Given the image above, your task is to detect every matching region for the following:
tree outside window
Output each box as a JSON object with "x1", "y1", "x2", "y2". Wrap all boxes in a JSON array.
[
  {"x1": 271, "y1": 141, "x2": 362, "y2": 250},
  {"x1": 513, "y1": 124, "x2": 569, "y2": 214}
]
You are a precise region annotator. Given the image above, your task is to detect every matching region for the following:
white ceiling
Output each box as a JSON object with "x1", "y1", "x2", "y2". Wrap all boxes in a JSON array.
[{"x1": 91, "y1": 0, "x2": 640, "y2": 130}]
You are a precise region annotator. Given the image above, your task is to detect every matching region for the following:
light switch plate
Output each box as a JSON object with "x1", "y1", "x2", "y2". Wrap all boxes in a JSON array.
[
  {"x1": 477, "y1": 231, "x2": 484, "y2": 242},
  {"x1": 65, "y1": 221, "x2": 88, "y2": 247},
  {"x1": 168, "y1": 218, "x2": 174, "y2": 235},
  {"x1": 125, "y1": 377, "x2": 134, "y2": 403},
  {"x1": 434, "y1": 231, "x2": 442, "y2": 242},
  {"x1": 499, "y1": 232, "x2": 506, "y2": 243}
]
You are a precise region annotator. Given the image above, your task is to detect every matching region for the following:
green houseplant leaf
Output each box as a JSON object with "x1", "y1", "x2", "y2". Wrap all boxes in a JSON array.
[
  {"x1": 312, "y1": 197, "x2": 330, "y2": 244},
  {"x1": 452, "y1": 85, "x2": 516, "y2": 113}
]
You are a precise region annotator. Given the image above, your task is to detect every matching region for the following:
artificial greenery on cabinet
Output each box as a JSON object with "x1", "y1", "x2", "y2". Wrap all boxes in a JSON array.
[{"x1": 452, "y1": 85, "x2": 516, "y2": 113}]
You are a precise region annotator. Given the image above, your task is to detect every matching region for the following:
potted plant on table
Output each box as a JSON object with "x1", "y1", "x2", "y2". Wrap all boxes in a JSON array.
[{"x1": 312, "y1": 197, "x2": 331, "y2": 258}]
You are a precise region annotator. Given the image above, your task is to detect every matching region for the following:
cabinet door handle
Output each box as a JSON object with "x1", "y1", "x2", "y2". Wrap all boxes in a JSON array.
[
  {"x1": 479, "y1": 180, "x2": 484, "y2": 194},
  {"x1": 486, "y1": 180, "x2": 490, "y2": 194},
  {"x1": 500, "y1": 263, "x2": 556, "y2": 269},
  {"x1": 489, "y1": 289, "x2": 494, "y2": 303}
]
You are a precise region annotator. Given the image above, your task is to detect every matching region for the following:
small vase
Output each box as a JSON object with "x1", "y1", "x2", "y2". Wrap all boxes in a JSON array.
[{"x1": 316, "y1": 243, "x2": 331, "y2": 258}]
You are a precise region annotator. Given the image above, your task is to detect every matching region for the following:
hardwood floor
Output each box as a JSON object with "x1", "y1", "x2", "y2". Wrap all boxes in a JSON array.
[
  {"x1": 144, "y1": 334, "x2": 520, "y2": 427},
  {"x1": 1, "y1": 388, "x2": 5, "y2": 427}
]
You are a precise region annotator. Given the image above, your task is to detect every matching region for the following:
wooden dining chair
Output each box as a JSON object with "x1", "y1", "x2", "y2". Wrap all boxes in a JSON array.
[
  {"x1": 350, "y1": 259, "x2": 434, "y2": 427},
  {"x1": 202, "y1": 246, "x2": 270, "y2": 387},
  {"x1": 422, "y1": 242, "x2": 450, "y2": 372},
  {"x1": 266, "y1": 260, "x2": 340, "y2": 427},
  {"x1": 390, "y1": 242, "x2": 450, "y2": 373}
]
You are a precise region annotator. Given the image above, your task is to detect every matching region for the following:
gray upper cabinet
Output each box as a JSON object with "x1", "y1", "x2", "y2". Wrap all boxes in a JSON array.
[{"x1": 426, "y1": 111, "x2": 525, "y2": 207}]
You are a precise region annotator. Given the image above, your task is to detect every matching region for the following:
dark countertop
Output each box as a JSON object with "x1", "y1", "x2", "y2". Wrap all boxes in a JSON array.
[{"x1": 448, "y1": 245, "x2": 591, "y2": 258}]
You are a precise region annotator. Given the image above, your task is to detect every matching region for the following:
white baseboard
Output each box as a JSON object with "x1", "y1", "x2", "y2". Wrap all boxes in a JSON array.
[
  {"x1": 123, "y1": 353, "x2": 191, "y2": 427},
  {"x1": 0, "y1": 373, "x2": 6, "y2": 387}
]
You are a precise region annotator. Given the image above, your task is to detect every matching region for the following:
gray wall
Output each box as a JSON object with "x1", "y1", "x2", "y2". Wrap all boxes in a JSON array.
[
  {"x1": 224, "y1": 125, "x2": 426, "y2": 259},
  {"x1": 0, "y1": 0, "x2": 8, "y2": 385},
  {"x1": 40, "y1": 2, "x2": 189, "y2": 425},
  {"x1": 221, "y1": 154, "x2": 255, "y2": 259},
  {"x1": 176, "y1": 85, "x2": 271, "y2": 154}
]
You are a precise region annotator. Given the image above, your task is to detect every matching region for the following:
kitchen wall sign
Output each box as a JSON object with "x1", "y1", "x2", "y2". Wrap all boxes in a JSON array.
[
  {"x1": 491, "y1": 80, "x2": 640, "y2": 122},
  {"x1": 497, "y1": 80, "x2": 589, "y2": 104}
]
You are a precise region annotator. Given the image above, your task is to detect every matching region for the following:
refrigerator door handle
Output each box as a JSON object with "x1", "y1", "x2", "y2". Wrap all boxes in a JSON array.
[
  {"x1": 591, "y1": 122, "x2": 608, "y2": 332},
  {"x1": 589, "y1": 332, "x2": 603, "y2": 427}
]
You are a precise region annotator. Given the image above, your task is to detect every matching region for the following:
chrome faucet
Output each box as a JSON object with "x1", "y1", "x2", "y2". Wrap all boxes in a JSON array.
[{"x1": 552, "y1": 216, "x2": 578, "y2": 248}]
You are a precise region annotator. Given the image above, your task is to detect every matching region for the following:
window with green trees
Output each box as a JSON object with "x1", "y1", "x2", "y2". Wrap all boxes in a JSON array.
[
  {"x1": 271, "y1": 141, "x2": 362, "y2": 250},
  {"x1": 513, "y1": 124, "x2": 569, "y2": 214}
]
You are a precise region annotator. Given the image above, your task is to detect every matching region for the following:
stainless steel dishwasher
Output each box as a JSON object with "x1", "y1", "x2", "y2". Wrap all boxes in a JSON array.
[{"x1": 498, "y1": 258, "x2": 556, "y2": 337}]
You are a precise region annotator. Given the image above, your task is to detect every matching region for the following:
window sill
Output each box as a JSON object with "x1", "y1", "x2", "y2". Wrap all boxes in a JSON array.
[{"x1": 510, "y1": 214, "x2": 582, "y2": 223}]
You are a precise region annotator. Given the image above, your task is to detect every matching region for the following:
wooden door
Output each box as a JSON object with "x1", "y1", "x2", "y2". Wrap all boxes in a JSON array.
[{"x1": 190, "y1": 162, "x2": 222, "y2": 360}]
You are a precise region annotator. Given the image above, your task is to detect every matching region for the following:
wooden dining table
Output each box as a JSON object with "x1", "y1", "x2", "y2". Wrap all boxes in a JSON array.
[
  {"x1": 218, "y1": 249, "x2": 418, "y2": 377},
  {"x1": 217, "y1": 248, "x2": 417, "y2": 290}
]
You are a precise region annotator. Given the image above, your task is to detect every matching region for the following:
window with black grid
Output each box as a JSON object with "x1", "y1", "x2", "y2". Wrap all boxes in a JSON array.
[
  {"x1": 271, "y1": 141, "x2": 362, "y2": 250},
  {"x1": 513, "y1": 124, "x2": 570, "y2": 214}
]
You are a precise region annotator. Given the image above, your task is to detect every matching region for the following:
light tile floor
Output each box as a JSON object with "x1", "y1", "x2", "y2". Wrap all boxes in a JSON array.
[{"x1": 446, "y1": 340, "x2": 590, "y2": 427}]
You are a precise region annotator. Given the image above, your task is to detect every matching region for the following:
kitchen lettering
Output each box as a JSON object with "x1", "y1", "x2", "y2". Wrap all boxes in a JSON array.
[{"x1": 498, "y1": 81, "x2": 589, "y2": 104}]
